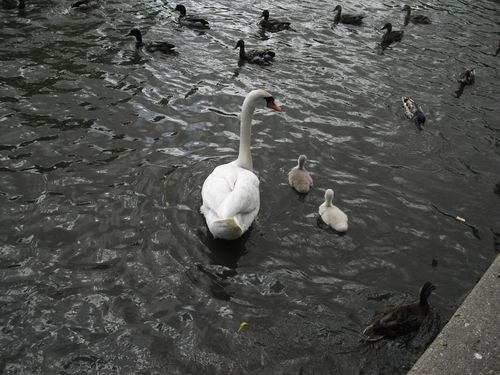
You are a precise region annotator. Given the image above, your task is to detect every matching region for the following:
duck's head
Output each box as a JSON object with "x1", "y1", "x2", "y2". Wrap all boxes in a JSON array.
[
  {"x1": 261, "y1": 10, "x2": 269, "y2": 20},
  {"x1": 234, "y1": 39, "x2": 245, "y2": 49},
  {"x1": 175, "y1": 4, "x2": 186, "y2": 16},
  {"x1": 465, "y1": 68, "x2": 475, "y2": 81},
  {"x1": 415, "y1": 111, "x2": 426, "y2": 130},
  {"x1": 325, "y1": 189, "x2": 334, "y2": 204},
  {"x1": 298, "y1": 154, "x2": 307, "y2": 169},
  {"x1": 127, "y1": 28, "x2": 142, "y2": 41},
  {"x1": 381, "y1": 23, "x2": 392, "y2": 31},
  {"x1": 402, "y1": 5, "x2": 411, "y2": 12},
  {"x1": 333, "y1": 5, "x2": 342, "y2": 12}
]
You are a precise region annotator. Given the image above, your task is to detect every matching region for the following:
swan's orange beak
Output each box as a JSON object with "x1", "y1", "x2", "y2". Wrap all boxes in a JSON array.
[{"x1": 267, "y1": 101, "x2": 282, "y2": 112}]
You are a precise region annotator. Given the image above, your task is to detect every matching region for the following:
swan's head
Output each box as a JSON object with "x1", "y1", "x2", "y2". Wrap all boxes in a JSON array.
[
  {"x1": 298, "y1": 154, "x2": 307, "y2": 169},
  {"x1": 127, "y1": 28, "x2": 142, "y2": 41},
  {"x1": 333, "y1": 5, "x2": 342, "y2": 12},
  {"x1": 175, "y1": 4, "x2": 186, "y2": 16},
  {"x1": 246, "y1": 89, "x2": 282, "y2": 112},
  {"x1": 381, "y1": 23, "x2": 392, "y2": 31},
  {"x1": 402, "y1": 5, "x2": 411, "y2": 12},
  {"x1": 261, "y1": 10, "x2": 269, "y2": 19},
  {"x1": 325, "y1": 189, "x2": 334, "y2": 204},
  {"x1": 415, "y1": 111, "x2": 426, "y2": 130}
]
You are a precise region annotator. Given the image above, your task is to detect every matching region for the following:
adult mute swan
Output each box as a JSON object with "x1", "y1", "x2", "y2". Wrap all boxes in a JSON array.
[{"x1": 201, "y1": 89, "x2": 282, "y2": 240}]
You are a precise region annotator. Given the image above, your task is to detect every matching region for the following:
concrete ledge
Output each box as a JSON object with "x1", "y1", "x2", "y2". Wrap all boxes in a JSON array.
[{"x1": 408, "y1": 254, "x2": 500, "y2": 375}]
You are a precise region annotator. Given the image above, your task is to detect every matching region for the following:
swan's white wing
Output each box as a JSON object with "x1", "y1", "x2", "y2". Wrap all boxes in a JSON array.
[{"x1": 201, "y1": 164, "x2": 260, "y2": 221}]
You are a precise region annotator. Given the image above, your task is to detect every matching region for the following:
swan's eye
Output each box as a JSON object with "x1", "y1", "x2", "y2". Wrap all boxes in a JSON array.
[{"x1": 264, "y1": 96, "x2": 275, "y2": 105}]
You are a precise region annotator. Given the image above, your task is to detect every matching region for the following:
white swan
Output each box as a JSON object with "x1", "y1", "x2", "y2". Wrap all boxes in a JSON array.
[
  {"x1": 201, "y1": 89, "x2": 282, "y2": 240},
  {"x1": 318, "y1": 189, "x2": 348, "y2": 232},
  {"x1": 288, "y1": 154, "x2": 313, "y2": 193}
]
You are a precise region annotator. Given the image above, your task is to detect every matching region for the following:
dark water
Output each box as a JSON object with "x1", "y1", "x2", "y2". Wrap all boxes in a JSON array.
[{"x1": 1, "y1": 0, "x2": 499, "y2": 374}]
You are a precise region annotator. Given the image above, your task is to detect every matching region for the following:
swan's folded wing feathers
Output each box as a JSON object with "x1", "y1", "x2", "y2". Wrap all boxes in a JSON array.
[{"x1": 217, "y1": 171, "x2": 259, "y2": 219}]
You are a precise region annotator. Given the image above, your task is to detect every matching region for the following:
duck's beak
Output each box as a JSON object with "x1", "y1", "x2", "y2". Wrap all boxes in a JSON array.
[{"x1": 267, "y1": 101, "x2": 282, "y2": 112}]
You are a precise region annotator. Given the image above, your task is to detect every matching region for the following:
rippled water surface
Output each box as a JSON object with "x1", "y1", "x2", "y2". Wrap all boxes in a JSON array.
[{"x1": 1, "y1": 0, "x2": 499, "y2": 374}]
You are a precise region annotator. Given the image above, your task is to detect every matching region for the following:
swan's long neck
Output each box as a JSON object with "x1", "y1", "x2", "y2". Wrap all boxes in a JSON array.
[{"x1": 235, "y1": 93, "x2": 259, "y2": 170}]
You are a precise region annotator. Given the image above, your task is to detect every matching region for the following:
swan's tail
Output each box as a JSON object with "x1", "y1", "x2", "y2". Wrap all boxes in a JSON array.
[
  {"x1": 210, "y1": 217, "x2": 243, "y2": 240},
  {"x1": 334, "y1": 222, "x2": 348, "y2": 233}
]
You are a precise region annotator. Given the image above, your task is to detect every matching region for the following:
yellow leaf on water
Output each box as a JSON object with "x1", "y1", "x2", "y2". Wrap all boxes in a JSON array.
[
  {"x1": 238, "y1": 322, "x2": 249, "y2": 332},
  {"x1": 455, "y1": 216, "x2": 466, "y2": 223}
]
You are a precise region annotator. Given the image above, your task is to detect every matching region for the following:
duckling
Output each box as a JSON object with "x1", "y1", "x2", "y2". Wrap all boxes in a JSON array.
[
  {"x1": 259, "y1": 10, "x2": 292, "y2": 32},
  {"x1": 72, "y1": 0, "x2": 98, "y2": 9},
  {"x1": 402, "y1": 96, "x2": 426, "y2": 130},
  {"x1": 234, "y1": 39, "x2": 275, "y2": 65},
  {"x1": 380, "y1": 23, "x2": 404, "y2": 49},
  {"x1": 127, "y1": 28, "x2": 176, "y2": 54},
  {"x1": 457, "y1": 68, "x2": 475, "y2": 85},
  {"x1": 333, "y1": 5, "x2": 364, "y2": 25},
  {"x1": 402, "y1": 5, "x2": 431, "y2": 26},
  {"x1": 2, "y1": 0, "x2": 24, "y2": 9},
  {"x1": 174, "y1": 4, "x2": 210, "y2": 29},
  {"x1": 288, "y1": 155, "x2": 313, "y2": 194},
  {"x1": 363, "y1": 282, "x2": 436, "y2": 341},
  {"x1": 318, "y1": 189, "x2": 348, "y2": 232}
]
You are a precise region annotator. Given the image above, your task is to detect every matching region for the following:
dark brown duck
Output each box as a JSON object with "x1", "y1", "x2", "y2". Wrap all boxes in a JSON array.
[{"x1": 363, "y1": 282, "x2": 436, "y2": 341}]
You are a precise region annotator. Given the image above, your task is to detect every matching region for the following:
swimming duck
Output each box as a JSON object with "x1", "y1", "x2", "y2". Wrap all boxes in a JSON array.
[
  {"x1": 2, "y1": 0, "x2": 24, "y2": 9},
  {"x1": 402, "y1": 96, "x2": 426, "y2": 130},
  {"x1": 402, "y1": 5, "x2": 431, "y2": 26},
  {"x1": 318, "y1": 189, "x2": 348, "y2": 232},
  {"x1": 363, "y1": 282, "x2": 436, "y2": 341},
  {"x1": 127, "y1": 28, "x2": 176, "y2": 53},
  {"x1": 380, "y1": 23, "x2": 403, "y2": 49},
  {"x1": 333, "y1": 5, "x2": 364, "y2": 25},
  {"x1": 288, "y1": 155, "x2": 313, "y2": 194},
  {"x1": 457, "y1": 68, "x2": 475, "y2": 85},
  {"x1": 201, "y1": 89, "x2": 282, "y2": 240},
  {"x1": 174, "y1": 4, "x2": 210, "y2": 29},
  {"x1": 259, "y1": 10, "x2": 292, "y2": 32},
  {"x1": 71, "y1": 0, "x2": 98, "y2": 9},
  {"x1": 234, "y1": 39, "x2": 275, "y2": 65}
]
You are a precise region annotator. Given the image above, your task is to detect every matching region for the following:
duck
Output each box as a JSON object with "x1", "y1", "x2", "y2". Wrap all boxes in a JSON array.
[
  {"x1": 259, "y1": 10, "x2": 292, "y2": 32},
  {"x1": 318, "y1": 189, "x2": 348, "y2": 232},
  {"x1": 234, "y1": 39, "x2": 275, "y2": 65},
  {"x1": 402, "y1": 5, "x2": 431, "y2": 26},
  {"x1": 402, "y1": 96, "x2": 426, "y2": 130},
  {"x1": 288, "y1": 155, "x2": 313, "y2": 194},
  {"x1": 363, "y1": 282, "x2": 436, "y2": 341},
  {"x1": 71, "y1": 0, "x2": 98, "y2": 9},
  {"x1": 333, "y1": 5, "x2": 364, "y2": 25},
  {"x1": 201, "y1": 89, "x2": 282, "y2": 240},
  {"x1": 380, "y1": 23, "x2": 404, "y2": 48},
  {"x1": 457, "y1": 68, "x2": 475, "y2": 85},
  {"x1": 127, "y1": 28, "x2": 176, "y2": 53},
  {"x1": 2, "y1": 0, "x2": 24, "y2": 9},
  {"x1": 174, "y1": 4, "x2": 210, "y2": 29}
]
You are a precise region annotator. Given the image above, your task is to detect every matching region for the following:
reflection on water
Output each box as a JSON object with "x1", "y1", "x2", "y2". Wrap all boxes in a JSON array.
[{"x1": 0, "y1": 0, "x2": 499, "y2": 373}]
